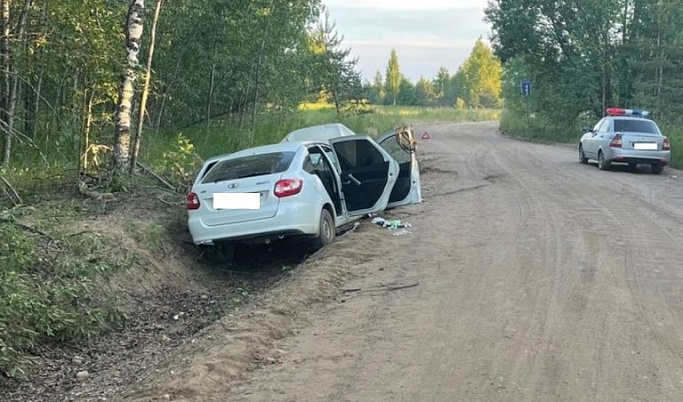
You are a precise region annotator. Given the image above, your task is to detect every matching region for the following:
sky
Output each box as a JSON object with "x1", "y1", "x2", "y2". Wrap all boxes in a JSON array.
[{"x1": 320, "y1": 0, "x2": 492, "y2": 83}]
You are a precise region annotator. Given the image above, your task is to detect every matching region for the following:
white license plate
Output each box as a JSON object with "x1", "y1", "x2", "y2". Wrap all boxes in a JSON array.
[
  {"x1": 213, "y1": 193, "x2": 261, "y2": 210},
  {"x1": 634, "y1": 143, "x2": 658, "y2": 150}
]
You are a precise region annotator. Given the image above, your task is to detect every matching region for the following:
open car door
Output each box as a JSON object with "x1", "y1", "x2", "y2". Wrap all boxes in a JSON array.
[
  {"x1": 378, "y1": 127, "x2": 422, "y2": 208},
  {"x1": 329, "y1": 136, "x2": 400, "y2": 217}
]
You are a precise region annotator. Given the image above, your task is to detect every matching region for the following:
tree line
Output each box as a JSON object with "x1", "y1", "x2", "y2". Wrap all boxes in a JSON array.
[
  {"x1": 486, "y1": 0, "x2": 683, "y2": 134},
  {"x1": 364, "y1": 39, "x2": 503, "y2": 109},
  {"x1": 0, "y1": 0, "x2": 361, "y2": 176}
]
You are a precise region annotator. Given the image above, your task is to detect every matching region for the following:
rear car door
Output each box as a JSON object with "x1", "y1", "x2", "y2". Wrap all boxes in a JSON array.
[
  {"x1": 378, "y1": 128, "x2": 422, "y2": 207},
  {"x1": 329, "y1": 136, "x2": 399, "y2": 216},
  {"x1": 584, "y1": 119, "x2": 606, "y2": 157}
]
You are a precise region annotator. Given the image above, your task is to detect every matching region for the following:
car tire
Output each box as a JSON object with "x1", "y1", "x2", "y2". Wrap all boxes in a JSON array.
[
  {"x1": 651, "y1": 164, "x2": 663, "y2": 175},
  {"x1": 311, "y1": 209, "x2": 335, "y2": 250},
  {"x1": 579, "y1": 146, "x2": 588, "y2": 164},
  {"x1": 598, "y1": 152, "x2": 610, "y2": 171}
]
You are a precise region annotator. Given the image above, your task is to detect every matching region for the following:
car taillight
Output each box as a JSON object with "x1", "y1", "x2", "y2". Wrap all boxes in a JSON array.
[
  {"x1": 274, "y1": 179, "x2": 303, "y2": 198},
  {"x1": 663, "y1": 137, "x2": 670, "y2": 151},
  {"x1": 610, "y1": 134, "x2": 623, "y2": 148},
  {"x1": 185, "y1": 192, "x2": 200, "y2": 210}
]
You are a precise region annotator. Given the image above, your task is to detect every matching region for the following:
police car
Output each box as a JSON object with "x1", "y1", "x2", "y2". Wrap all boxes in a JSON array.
[{"x1": 578, "y1": 108, "x2": 671, "y2": 174}]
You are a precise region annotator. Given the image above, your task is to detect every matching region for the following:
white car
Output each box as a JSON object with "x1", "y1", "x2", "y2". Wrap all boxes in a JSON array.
[{"x1": 185, "y1": 124, "x2": 421, "y2": 252}]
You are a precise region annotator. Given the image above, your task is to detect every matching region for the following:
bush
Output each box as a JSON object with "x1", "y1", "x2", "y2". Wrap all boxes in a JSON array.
[{"x1": 0, "y1": 213, "x2": 128, "y2": 378}]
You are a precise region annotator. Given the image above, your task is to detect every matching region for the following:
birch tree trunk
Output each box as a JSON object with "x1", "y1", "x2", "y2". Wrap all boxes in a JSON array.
[
  {"x1": 113, "y1": 0, "x2": 145, "y2": 173},
  {"x1": 130, "y1": 0, "x2": 161, "y2": 173},
  {"x1": 251, "y1": 5, "x2": 274, "y2": 128},
  {"x1": 206, "y1": 37, "x2": 218, "y2": 128},
  {"x1": 1, "y1": 0, "x2": 11, "y2": 166}
]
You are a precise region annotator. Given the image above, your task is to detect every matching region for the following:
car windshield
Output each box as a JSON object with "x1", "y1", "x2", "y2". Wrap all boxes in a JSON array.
[
  {"x1": 614, "y1": 119, "x2": 660, "y2": 135},
  {"x1": 201, "y1": 151, "x2": 296, "y2": 183}
]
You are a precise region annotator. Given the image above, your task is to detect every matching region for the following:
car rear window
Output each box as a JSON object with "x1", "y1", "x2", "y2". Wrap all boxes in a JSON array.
[
  {"x1": 614, "y1": 119, "x2": 660, "y2": 134},
  {"x1": 201, "y1": 151, "x2": 296, "y2": 183}
]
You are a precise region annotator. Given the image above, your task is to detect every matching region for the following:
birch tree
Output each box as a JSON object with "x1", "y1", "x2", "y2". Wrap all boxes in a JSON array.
[
  {"x1": 113, "y1": 0, "x2": 145, "y2": 173},
  {"x1": 130, "y1": 0, "x2": 162, "y2": 173},
  {"x1": 1, "y1": 0, "x2": 11, "y2": 165}
]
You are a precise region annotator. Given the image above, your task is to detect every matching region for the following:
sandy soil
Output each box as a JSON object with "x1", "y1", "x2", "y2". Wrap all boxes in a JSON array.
[{"x1": 16, "y1": 121, "x2": 683, "y2": 402}]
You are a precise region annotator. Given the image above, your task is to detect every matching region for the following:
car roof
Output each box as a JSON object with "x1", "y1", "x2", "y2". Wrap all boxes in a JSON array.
[
  {"x1": 281, "y1": 123, "x2": 356, "y2": 143},
  {"x1": 225, "y1": 142, "x2": 306, "y2": 159}
]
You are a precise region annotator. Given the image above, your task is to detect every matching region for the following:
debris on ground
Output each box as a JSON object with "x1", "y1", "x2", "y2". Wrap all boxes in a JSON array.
[
  {"x1": 342, "y1": 281, "x2": 420, "y2": 293},
  {"x1": 370, "y1": 217, "x2": 412, "y2": 230}
]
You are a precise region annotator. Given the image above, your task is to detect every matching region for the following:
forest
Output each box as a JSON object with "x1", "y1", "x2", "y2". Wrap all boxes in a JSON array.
[
  {"x1": 0, "y1": 0, "x2": 505, "y2": 193},
  {"x1": 486, "y1": 0, "x2": 683, "y2": 157}
]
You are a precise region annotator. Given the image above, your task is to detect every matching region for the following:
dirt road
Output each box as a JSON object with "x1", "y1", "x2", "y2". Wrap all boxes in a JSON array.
[{"x1": 126, "y1": 121, "x2": 683, "y2": 402}]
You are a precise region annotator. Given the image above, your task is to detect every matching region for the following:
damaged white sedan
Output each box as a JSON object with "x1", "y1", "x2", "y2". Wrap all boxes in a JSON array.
[{"x1": 185, "y1": 124, "x2": 421, "y2": 251}]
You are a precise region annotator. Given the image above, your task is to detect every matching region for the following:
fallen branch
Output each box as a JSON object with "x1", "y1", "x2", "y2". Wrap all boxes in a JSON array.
[
  {"x1": 156, "y1": 195, "x2": 181, "y2": 207},
  {"x1": 0, "y1": 173, "x2": 22, "y2": 206},
  {"x1": 136, "y1": 161, "x2": 176, "y2": 191},
  {"x1": 342, "y1": 281, "x2": 420, "y2": 293},
  {"x1": 78, "y1": 181, "x2": 117, "y2": 201},
  {"x1": 0, "y1": 216, "x2": 52, "y2": 239}
]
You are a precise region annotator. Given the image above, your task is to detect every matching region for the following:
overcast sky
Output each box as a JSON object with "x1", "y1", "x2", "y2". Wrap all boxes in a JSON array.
[{"x1": 320, "y1": 0, "x2": 492, "y2": 83}]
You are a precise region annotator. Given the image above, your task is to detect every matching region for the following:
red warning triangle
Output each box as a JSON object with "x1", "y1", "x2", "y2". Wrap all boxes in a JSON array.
[{"x1": 421, "y1": 131, "x2": 431, "y2": 140}]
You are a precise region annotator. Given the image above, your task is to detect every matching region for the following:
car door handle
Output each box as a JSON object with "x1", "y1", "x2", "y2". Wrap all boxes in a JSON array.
[{"x1": 344, "y1": 174, "x2": 361, "y2": 186}]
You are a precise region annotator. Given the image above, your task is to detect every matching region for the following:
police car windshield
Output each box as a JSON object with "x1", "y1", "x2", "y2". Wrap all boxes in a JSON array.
[{"x1": 614, "y1": 119, "x2": 660, "y2": 135}]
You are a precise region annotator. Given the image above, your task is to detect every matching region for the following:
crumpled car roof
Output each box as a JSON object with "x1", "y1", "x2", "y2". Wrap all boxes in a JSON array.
[{"x1": 280, "y1": 123, "x2": 356, "y2": 143}]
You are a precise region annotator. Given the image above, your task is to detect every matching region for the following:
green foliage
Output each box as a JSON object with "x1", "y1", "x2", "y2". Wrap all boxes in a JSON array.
[
  {"x1": 0, "y1": 209, "x2": 131, "y2": 378},
  {"x1": 306, "y1": 7, "x2": 363, "y2": 115},
  {"x1": 487, "y1": 0, "x2": 683, "y2": 159},
  {"x1": 385, "y1": 49, "x2": 402, "y2": 106},
  {"x1": 155, "y1": 133, "x2": 202, "y2": 189},
  {"x1": 457, "y1": 38, "x2": 503, "y2": 108}
]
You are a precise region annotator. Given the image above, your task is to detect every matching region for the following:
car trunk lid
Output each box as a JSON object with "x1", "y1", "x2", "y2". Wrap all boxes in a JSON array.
[
  {"x1": 618, "y1": 132, "x2": 664, "y2": 151},
  {"x1": 194, "y1": 174, "x2": 282, "y2": 226}
]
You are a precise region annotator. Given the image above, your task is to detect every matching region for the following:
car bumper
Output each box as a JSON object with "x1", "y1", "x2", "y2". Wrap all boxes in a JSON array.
[
  {"x1": 606, "y1": 148, "x2": 670, "y2": 165},
  {"x1": 188, "y1": 201, "x2": 322, "y2": 246}
]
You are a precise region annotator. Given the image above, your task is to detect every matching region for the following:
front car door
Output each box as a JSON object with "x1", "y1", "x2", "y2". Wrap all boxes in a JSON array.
[
  {"x1": 378, "y1": 128, "x2": 422, "y2": 208},
  {"x1": 329, "y1": 136, "x2": 400, "y2": 217}
]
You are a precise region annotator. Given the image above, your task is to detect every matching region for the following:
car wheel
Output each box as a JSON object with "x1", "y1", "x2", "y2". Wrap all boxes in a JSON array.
[
  {"x1": 651, "y1": 163, "x2": 663, "y2": 175},
  {"x1": 579, "y1": 146, "x2": 588, "y2": 164},
  {"x1": 311, "y1": 209, "x2": 335, "y2": 250},
  {"x1": 598, "y1": 152, "x2": 610, "y2": 170}
]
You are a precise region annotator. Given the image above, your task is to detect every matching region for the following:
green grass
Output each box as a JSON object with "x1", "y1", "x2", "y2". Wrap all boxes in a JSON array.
[
  {"x1": 662, "y1": 124, "x2": 683, "y2": 169},
  {"x1": 0, "y1": 203, "x2": 133, "y2": 378},
  {"x1": 141, "y1": 106, "x2": 502, "y2": 164}
]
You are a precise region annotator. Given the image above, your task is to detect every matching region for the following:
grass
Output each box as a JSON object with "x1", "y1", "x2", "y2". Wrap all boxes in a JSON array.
[
  {"x1": 0, "y1": 202, "x2": 134, "y2": 378},
  {"x1": 661, "y1": 124, "x2": 683, "y2": 168},
  {"x1": 140, "y1": 105, "x2": 502, "y2": 165}
]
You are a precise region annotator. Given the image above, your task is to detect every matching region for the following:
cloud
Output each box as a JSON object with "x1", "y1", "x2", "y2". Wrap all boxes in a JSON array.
[
  {"x1": 320, "y1": 1, "x2": 492, "y2": 81},
  {"x1": 325, "y1": 0, "x2": 487, "y2": 11}
]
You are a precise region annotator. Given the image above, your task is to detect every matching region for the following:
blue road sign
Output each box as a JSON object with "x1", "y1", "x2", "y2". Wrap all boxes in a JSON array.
[{"x1": 521, "y1": 79, "x2": 531, "y2": 97}]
